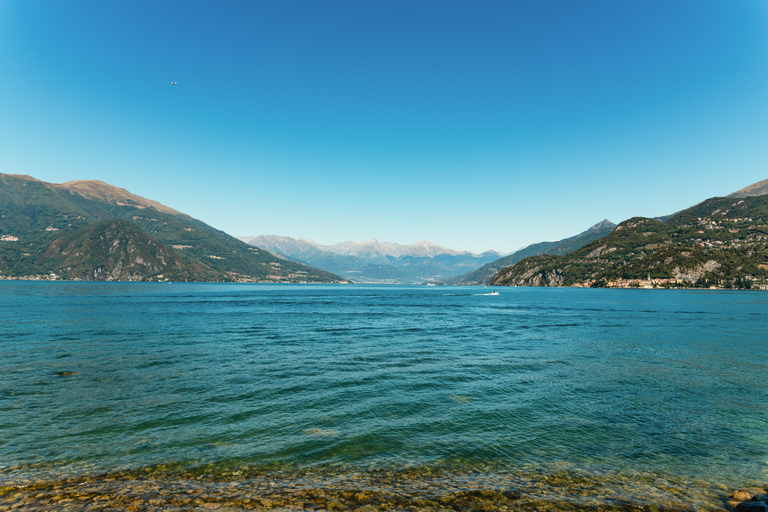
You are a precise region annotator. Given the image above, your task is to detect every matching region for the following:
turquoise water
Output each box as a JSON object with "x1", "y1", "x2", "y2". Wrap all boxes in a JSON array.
[{"x1": 1, "y1": 283, "x2": 767, "y2": 509}]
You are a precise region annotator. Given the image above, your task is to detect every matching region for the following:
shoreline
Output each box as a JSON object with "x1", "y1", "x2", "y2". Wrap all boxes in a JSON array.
[{"x1": 2, "y1": 465, "x2": 762, "y2": 511}]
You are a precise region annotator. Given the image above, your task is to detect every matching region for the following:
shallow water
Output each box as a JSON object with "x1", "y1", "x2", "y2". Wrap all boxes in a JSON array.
[{"x1": 1, "y1": 283, "x2": 767, "y2": 510}]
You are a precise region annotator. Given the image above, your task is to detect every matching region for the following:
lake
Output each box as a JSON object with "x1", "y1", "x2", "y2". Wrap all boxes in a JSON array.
[{"x1": 1, "y1": 283, "x2": 767, "y2": 511}]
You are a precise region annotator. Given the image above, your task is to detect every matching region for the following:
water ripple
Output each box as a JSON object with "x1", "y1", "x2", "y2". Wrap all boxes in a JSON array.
[{"x1": 1, "y1": 283, "x2": 767, "y2": 500}]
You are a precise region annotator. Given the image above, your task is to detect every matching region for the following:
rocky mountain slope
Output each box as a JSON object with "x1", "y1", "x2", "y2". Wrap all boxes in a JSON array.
[
  {"x1": 0, "y1": 173, "x2": 346, "y2": 282},
  {"x1": 45, "y1": 219, "x2": 198, "y2": 281},
  {"x1": 240, "y1": 235, "x2": 502, "y2": 284},
  {"x1": 490, "y1": 186, "x2": 768, "y2": 289},
  {"x1": 728, "y1": 179, "x2": 768, "y2": 198},
  {"x1": 448, "y1": 220, "x2": 617, "y2": 285}
]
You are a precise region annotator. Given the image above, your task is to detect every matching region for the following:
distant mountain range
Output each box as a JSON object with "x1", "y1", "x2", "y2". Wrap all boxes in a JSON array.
[
  {"x1": 0, "y1": 173, "x2": 347, "y2": 283},
  {"x1": 241, "y1": 219, "x2": 625, "y2": 285},
  {"x1": 239, "y1": 235, "x2": 503, "y2": 284},
  {"x1": 491, "y1": 180, "x2": 768, "y2": 288}
]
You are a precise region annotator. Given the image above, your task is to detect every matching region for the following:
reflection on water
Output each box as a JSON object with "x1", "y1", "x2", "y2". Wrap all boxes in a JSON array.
[{"x1": 1, "y1": 283, "x2": 767, "y2": 510}]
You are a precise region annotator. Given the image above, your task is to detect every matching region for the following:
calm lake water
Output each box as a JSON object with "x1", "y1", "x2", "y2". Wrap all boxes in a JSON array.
[{"x1": 1, "y1": 283, "x2": 767, "y2": 510}]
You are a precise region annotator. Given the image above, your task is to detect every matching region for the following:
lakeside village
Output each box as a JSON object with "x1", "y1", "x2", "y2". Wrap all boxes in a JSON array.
[
  {"x1": 0, "y1": 271, "x2": 328, "y2": 283},
  {"x1": 566, "y1": 215, "x2": 768, "y2": 290},
  {"x1": 3, "y1": 271, "x2": 767, "y2": 289},
  {"x1": 572, "y1": 277, "x2": 768, "y2": 290}
]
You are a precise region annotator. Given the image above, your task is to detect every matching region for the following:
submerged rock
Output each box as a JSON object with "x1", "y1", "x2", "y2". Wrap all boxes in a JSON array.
[
  {"x1": 734, "y1": 490, "x2": 756, "y2": 501},
  {"x1": 731, "y1": 486, "x2": 768, "y2": 512},
  {"x1": 301, "y1": 428, "x2": 340, "y2": 437}
]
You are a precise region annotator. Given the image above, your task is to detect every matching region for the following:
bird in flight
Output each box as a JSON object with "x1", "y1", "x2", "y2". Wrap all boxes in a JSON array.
[{"x1": 171, "y1": 82, "x2": 177, "y2": 85}]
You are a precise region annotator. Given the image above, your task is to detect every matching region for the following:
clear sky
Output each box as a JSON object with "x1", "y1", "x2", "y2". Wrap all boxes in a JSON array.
[{"x1": 1, "y1": 1, "x2": 767, "y2": 253}]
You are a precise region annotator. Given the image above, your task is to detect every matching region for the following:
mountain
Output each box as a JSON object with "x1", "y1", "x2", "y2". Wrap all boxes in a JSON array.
[
  {"x1": 0, "y1": 173, "x2": 347, "y2": 283},
  {"x1": 447, "y1": 220, "x2": 617, "y2": 285},
  {"x1": 240, "y1": 235, "x2": 503, "y2": 284},
  {"x1": 727, "y1": 179, "x2": 768, "y2": 198},
  {"x1": 325, "y1": 239, "x2": 473, "y2": 259},
  {"x1": 490, "y1": 188, "x2": 768, "y2": 289},
  {"x1": 45, "y1": 219, "x2": 198, "y2": 281},
  {"x1": 545, "y1": 219, "x2": 617, "y2": 255}
]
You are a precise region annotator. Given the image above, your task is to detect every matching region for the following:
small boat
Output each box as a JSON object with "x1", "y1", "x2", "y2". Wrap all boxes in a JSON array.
[{"x1": 489, "y1": 291, "x2": 499, "y2": 295}]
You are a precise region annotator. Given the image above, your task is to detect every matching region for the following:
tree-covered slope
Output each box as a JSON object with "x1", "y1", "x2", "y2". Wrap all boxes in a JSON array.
[
  {"x1": 0, "y1": 173, "x2": 347, "y2": 282},
  {"x1": 490, "y1": 194, "x2": 768, "y2": 288},
  {"x1": 44, "y1": 219, "x2": 211, "y2": 281},
  {"x1": 449, "y1": 220, "x2": 616, "y2": 285}
]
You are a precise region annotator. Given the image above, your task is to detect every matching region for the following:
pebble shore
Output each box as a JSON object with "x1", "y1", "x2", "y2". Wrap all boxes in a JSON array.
[{"x1": 2, "y1": 466, "x2": 765, "y2": 511}]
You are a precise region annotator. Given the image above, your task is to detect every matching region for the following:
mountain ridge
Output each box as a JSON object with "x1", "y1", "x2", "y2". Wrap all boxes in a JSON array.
[
  {"x1": 489, "y1": 183, "x2": 768, "y2": 289},
  {"x1": 447, "y1": 219, "x2": 617, "y2": 285},
  {"x1": 58, "y1": 179, "x2": 183, "y2": 216},
  {"x1": 727, "y1": 179, "x2": 768, "y2": 199},
  {"x1": 0, "y1": 173, "x2": 347, "y2": 283}
]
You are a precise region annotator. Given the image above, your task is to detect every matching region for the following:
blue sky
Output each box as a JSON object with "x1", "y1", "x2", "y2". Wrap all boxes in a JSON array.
[{"x1": 1, "y1": 1, "x2": 767, "y2": 253}]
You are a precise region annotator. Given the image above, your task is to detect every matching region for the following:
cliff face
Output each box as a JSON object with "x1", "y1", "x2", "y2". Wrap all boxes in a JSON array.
[{"x1": 490, "y1": 256, "x2": 565, "y2": 287}]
